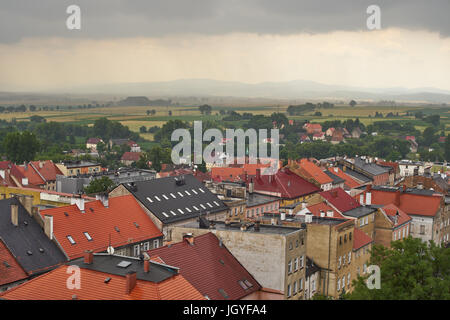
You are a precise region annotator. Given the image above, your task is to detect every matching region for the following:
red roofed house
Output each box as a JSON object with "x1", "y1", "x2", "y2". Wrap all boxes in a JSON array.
[
  {"x1": 320, "y1": 188, "x2": 361, "y2": 214},
  {"x1": 289, "y1": 159, "x2": 334, "y2": 191},
  {"x1": 121, "y1": 151, "x2": 142, "y2": 166},
  {"x1": 0, "y1": 161, "x2": 18, "y2": 187},
  {"x1": 374, "y1": 204, "x2": 412, "y2": 247},
  {"x1": 0, "y1": 252, "x2": 204, "y2": 300},
  {"x1": 359, "y1": 185, "x2": 446, "y2": 245},
  {"x1": 305, "y1": 202, "x2": 345, "y2": 219},
  {"x1": 327, "y1": 167, "x2": 361, "y2": 192},
  {"x1": 9, "y1": 160, "x2": 63, "y2": 191},
  {"x1": 149, "y1": 232, "x2": 263, "y2": 300},
  {"x1": 252, "y1": 167, "x2": 321, "y2": 207},
  {"x1": 39, "y1": 194, "x2": 163, "y2": 260},
  {"x1": 312, "y1": 132, "x2": 325, "y2": 141},
  {"x1": 303, "y1": 123, "x2": 322, "y2": 135}
]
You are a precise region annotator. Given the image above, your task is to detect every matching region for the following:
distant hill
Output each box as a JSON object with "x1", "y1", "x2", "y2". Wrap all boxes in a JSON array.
[{"x1": 117, "y1": 96, "x2": 172, "y2": 106}]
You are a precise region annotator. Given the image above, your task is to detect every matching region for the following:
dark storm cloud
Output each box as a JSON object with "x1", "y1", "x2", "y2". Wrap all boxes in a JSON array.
[{"x1": 0, "y1": 0, "x2": 449, "y2": 42}]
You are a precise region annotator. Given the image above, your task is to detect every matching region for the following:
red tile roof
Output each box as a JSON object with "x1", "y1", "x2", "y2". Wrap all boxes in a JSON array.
[
  {"x1": 306, "y1": 202, "x2": 345, "y2": 219},
  {"x1": 211, "y1": 167, "x2": 244, "y2": 181},
  {"x1": 39, "y1": 195, "x2": 163, "y2": 260},
  {"x1": 9, "y1": 161, "x2": 62, "y2": 187},
  {"x1": 0, "y1": 161, "x2": 12, "y2": 170},
  {"x1": 0, "y1": 265, "x2": 204, "y2": 300},
  {"x1": 320, "y1": 188, "x2": 361, "y2": 213},
  {"x1": 87, "y1": 138, "x2": 102, "y2": 144},
  {"x1": 381, "y1": 204, "x2": 412, "y2": 227},
  {"x1": 121, "y1": 152, "x2": 141, "y2": 162},
  {"x1": 327, "y1": 167, "x2": 361, "y2": 189},
  {"x1": 0, "y1": 240, "x2": 28, "y2": 286},
  {"x1": 353, "y1": 228, "x2": 373, "y2": 250},
  {"x1": 298, "y1": 159, "x2": 333, "y2": 185},
  {"x1": 30, "y1": 161, "x2": 62, "y2": 181},
  {"x1": 253, "y1": 168, "x2": 320, "y2": 199},
  {"x1": 149, "y1": 233, "x2": 261, "y2": 300}
]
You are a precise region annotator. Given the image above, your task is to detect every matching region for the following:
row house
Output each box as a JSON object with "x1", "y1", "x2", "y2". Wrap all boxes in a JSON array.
[
  {"x1": 0, "y1": 252, "x2": 203, "y2": 300},
  {"x1": 56, "y1": 160, "x2": 102, "y2": 177},
  {"x1": 340, "y1": 157, "x2": 390, "y2": 186},
  {"x1": 288, "y1": 159, "x2": 334, "y2": 191},
  {"x1": 5, "y1": 160, "x2": 63, "y2": 191}
]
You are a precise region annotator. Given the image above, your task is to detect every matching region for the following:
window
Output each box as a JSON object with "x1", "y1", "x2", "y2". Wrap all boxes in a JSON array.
[
  {"x1": 348, "y1": 252, "x2": 351, "y2": 264},
  {"x1": 178, "y1": 209, "x2": 184, "y2": 214},
  {"x1": 420, "y1": 225, "x2": 425, "y2": 235},
  {"x1": 287, "y1": 284, "x2": 291, "y2": 297},
  {"x1": 337, "y1": 279, "x2": 341, "y2": 291},
  {"x1": 154, "y1": 196, "x2": 161, "y2": 201},
  {"x1": 207, "y1": 202, "x2": 213, "y2": 208},
  {"x1": 301, "y1": 238, "x2": 304, "y2": 246},
  {"x1": 177, "y1": 192, "x2": 184, "y2": 197},
  {"x1": 83, "y1": 232, "x2": 92, "y2": 241},
  {"x1": 162, "y1": 212, "x2": 169, "y2": 218},
  {"x1": 170, "y1": 210, "x2": 176, "y2": 216},
  {"x1": 170, "y1": 193, "x2": 176, "y2": 199},
  {"x1": 200, "y1": 204, "x2": 206, "y2": 210},
  {"x1": 338, "y1": 256, "x2": 342, "y2": 268},
  {"x1": 300, "y1": 255, "x2": 304, "y2": 268},
  {"x1": 344, "y1": 234, "x2": 347, "y2": 243},
  {"x1": 293, "y1": 281, "x2": 297, "y2": 294},
  {"x1": 347, "y1": 273, "x2": 351, "y2": 286},
  {"x1": 67, "y1": 235, "x2": 76, "y2": 245},
  {"x1": 199, "y1": 188, "x2": 205, "y2": 193},
  {"x1": 185, "y1": 190, "x2": 191, "y2": 196},
  {"x1": 142, "y1": 242, "x2": 150, "y2": 251},
  {"x1": 360, "y1": 219, "x2": 364, "y2": 227},
  {"x1": 339, "y1": 236, "x2": 342, "y2": 245},
  {"x1": 299, "y1": 278, "x2": 303, "y2": 290},
  {"x1": 146, "y1": 197, "x2": 153, "y2": 203},
  {"x1": 191, "y1": 189, "x2": 198, "y2": 195},
  {"x1": 365, "y1": 216, "x2": 368, "y2": 225},
  {"x1": 289, "y1": 242, "x2": 293, "y2": 250},
  {"x1": 185, "y1": 207, "x2": 192, "y2": 213},
  {"x1": 288, "y1": 260, "x2": 292, "y2": 274},
  {"x1": 363, "y1": 263, "x2": 367, "y2": 273},
  {"x1": 342, "y1": 277, "x2": 345, "y2": 290},
  {"x1": 133, "y1": 244, "x2": 140, "y2": 256},
  {"x1": 403, "y1": 228, "x2": 406, "y2": 238},
  {"x1": 394, "y1": 232, "x2": 397, "y2": 241},
  {"x1": 153, "y1": 239, "x2": 159, "y2": 248},
  {"x1": 343, "y1": 254, "x2": 346, "y2": 265},
  {"x1": 311, "y1": 279, "x2": 316, "y2": 292},
  {"x1": 296, "y1": 239, "x2": 299, "y2": 248},
  {"x1": 162, "y1": 194, "x2": 169, "y2": 200},
  {"x1": 294, "y1": 258, "x2": 299, "y2": 271}
]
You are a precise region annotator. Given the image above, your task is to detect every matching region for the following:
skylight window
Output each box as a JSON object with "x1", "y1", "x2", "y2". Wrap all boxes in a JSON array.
[
  {"x1": 200, "y1": 204, "x2": 206, "y2": 209},
  {"x1": 238, "y1": 280, "x2": 249, "y2": 290},
  {"x1": 170, "y1": 193, "x2": 176, "y2": 199},
  {"x1": 213, "y1": 201, "x2": 220, "y2": 206},
  {"x1": 185, "y1": 190, "x2": 191, "y2": 196},
  {"x1": 154, "y1": 195, "x2": 161, "y2": 201},
  {"x1": 170, "y1": 210, "x2": 177, "y2": 216},
  {"x1": 177, "y1": 192, "x2": 184, "y2": 197},
  {"x1": 162, "y1": 194, "x2": 169, "y2": 200},
  {"x1": 178, "y1": 209, "x2": 184, "y2": 214},
  {"x1": 83, "y1": 232, "x2": 93, "y2": 241},
  {"x1": 218, "y1": 288, "x2": 229, "y2": 299},
  {"x1": 193, "y1": 206, "x2": 199, "y2": 211},
  {"x1": 243, "y1": 280, "x2": 253, "y2": 288},
  {"x1": 162, "y1": 212, "x2": 169, "y2": 218},
  {"x1": 146, "y1": 197, "x2": 153, "y2": 203},
  {"x1": 67, "y1": 235, "x2": 76, "y2": 245},
  {"x1": 191, "y1": 189, "x2": 198, "y2": 195},
  {"x1": 117, "y1": 261, "x2": 131, "y2": 268},
  {"x1": 199, "y1": 188, "x2": 205, "y2": 193},
  {"x1": 207, "y1": 202, "x2": 213, "y2": 208},
  {"x1": 185, "y1": 207, "x2": 192, "y2": 213}
]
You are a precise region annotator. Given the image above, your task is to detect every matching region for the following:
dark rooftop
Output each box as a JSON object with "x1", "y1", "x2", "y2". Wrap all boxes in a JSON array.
[
  {"x1": 181, "y1": 220, "x2": 303, "y2": 235},
  {"x1": 338, "y1": 165, "x2": 372, "y2": 183},
  {"x1": 342, "y1": 205, "x2": 377, "y2": 218},
  {"x1": 0, "y1": 198, "x2": 67, "y2": 275},
  {"x1": 354, "y1": 158, "x2": 390, "y2": 176},
  {"x1": 246, "y1": 193, "x2": 279, "y2": 208},
  {"x1": 69, "y1": 254, "x2": 178, "y2": 283},
  {"x1": 123, "y1": 174, "x2": 228, "y2": 224},
  {"x1": 324, "y1": 170, "x2": 345, "y2": 185}
]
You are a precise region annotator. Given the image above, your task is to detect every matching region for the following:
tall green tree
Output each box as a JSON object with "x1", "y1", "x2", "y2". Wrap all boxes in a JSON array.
[
  {"x1": 3, "y1": 131, "x2": 40, "y2": 163},
  {"x1": 346, "y1": 237, "x2": 450, "y2": 300},
  {"x1": 84, "y1": 176, "x2": 115, "y2": 194}
]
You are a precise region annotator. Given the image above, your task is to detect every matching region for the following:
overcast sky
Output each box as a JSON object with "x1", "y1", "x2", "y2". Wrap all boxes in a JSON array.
[{"x1": 0, "y1": 0, "x2": 449, "y2": 91}]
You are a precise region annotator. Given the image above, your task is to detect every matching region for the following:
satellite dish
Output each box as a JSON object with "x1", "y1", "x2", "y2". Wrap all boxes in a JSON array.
[{"x1": 107, "y1": 246, "x2": 115, "y2": 255}]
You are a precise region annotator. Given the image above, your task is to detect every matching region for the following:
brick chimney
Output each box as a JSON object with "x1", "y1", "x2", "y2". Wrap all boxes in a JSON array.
[
  {"x1": 183, "y1": 233, "x2": 194, "y2": 245},
  {"x1": 144, "y1": 259, "x2": 150, "y2": 273},
  {"x1": 84, "y1": 250, "x2": 93, "y2": 264},
  {"x1": 125, "y1": 271, "x2": 137, "y2": 294}
]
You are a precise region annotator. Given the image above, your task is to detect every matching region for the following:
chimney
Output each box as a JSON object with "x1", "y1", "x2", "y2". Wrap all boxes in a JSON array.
[
  {"x1": 394, "y1": 190, "x2": 401, "y2": 206},
  {"x1": 183, "y1": 233, "x2": 194, "y2": 245},
  {"x1": 71, "y1": 196, "x2": 85, "y2": 212},
  {"x1": 39, "y1": 161, "x2": 44, "y2": 169},
  {"x1": 256, "y1": 168, "x2": 261, "y2": 180},
  {"x1": 249, "y1": 178, "x2": 254, "y2": 194},
  {"x1": 144, "y1": 259, "x2": 150, "y2": 273},
  {"x1": 84, "y1": 250, "x2": 93, "y2": 264},
  {"x1": 44, "y1": 215, "x2": 53, "y2": 240},
  {"x1": 0, "y1": 169, "x2": 5, "y2": 179},
  {"x1": 125, "y1": 271, "x2": 137, "y2": 294},
  {"x1": 95, "y1": 193, "x2": 109, "y2": 208},
  {"x1": 305, "y1": 213, "x2": 313, "y2": 223},
  {"x1": 24, "y1": 196, "x2": 33, "y2": 215},
  {"x1": 10, "y1": 200, "x2": 19, "y2": 227}
]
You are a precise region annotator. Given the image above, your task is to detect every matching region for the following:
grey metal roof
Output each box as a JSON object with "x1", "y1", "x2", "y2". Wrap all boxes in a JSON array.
[
  {"x1": 338, "y1": 165, "x2": 372, "y2": 183},
  {"x1": 246, "y1": 193, "x2": 279, "y2": 208},
  {"x1": 324, "y1": 170, "x2": 345, "y2": 185},
  {"x1": 0, "y1": 198, "x2": 67, "y2": 275},
  {"x1": 342, "y1": 205, "x2": 377, "y2": 218},
  {"x1": 69, "y1": 254, "x2": 177, "y2": 283},
  {"x1": 354, "y1": 158, "x2": 390, "y2": 176},
  {"x1": 124, "y1": 174, "x2": 229, "y2": 224}
]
